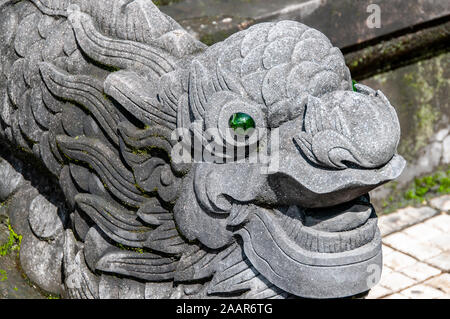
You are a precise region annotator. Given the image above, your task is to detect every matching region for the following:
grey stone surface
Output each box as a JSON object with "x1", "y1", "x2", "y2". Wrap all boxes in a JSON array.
[
  {"x1": 19, "y1": 230, "x2": 64, "y2": 295},
  {"x1": 28, "y1": 194, "x2": 65, "y2": 240},
  {"x1": 0, "y1": 219, "x2": 45, "y2": 299},
  {"x1": 7, "y1": 185, "x2": 39, "y2": 237},
  {"x1": 17, "y1": 192, "x2": 66, "y2": 295},
  {"x1": 0, "y1": 0, "x2": 405, "y2": 299},
  {"x1": 0, "y1": 158, "x2": 24, "y2": 201}
]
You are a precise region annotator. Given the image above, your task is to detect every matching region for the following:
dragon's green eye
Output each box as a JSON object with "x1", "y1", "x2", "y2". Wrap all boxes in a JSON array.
[
  {"x1": 229, "y1": 113, "x2": 255, "y2": 134},
  {"x1": 352, "y1": 80, "x2": 357, "y2": 92}
]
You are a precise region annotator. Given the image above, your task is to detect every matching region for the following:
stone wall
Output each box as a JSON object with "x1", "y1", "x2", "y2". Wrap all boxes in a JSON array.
[
  {"x1": 157, "y1": 0, "x2": 450, "y2": 49},
  {"x1": 362, "y1": 53, "x2": 449, "y2": 210}
]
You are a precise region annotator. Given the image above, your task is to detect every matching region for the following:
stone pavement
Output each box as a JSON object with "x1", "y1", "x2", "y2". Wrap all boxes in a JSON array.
[{"x1": 367, "y1": 195, "x2": 450, "y2": 299}]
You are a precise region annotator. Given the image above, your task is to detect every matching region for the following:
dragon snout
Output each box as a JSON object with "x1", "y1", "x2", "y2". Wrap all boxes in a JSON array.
[
  {"x1": 294, "y1": 90, "x2": 401, "y2": 170},
  {"x1": 295, "y1": 131, "x2": 374, "y2": 169}
]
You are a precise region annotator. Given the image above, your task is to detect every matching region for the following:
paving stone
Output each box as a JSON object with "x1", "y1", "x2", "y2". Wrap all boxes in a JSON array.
[
  {"x1": 382, "y1": 293, "x2": 410, "y2": 299},
  {"x1": 383, "y1": 251, "x2": 417, "y2": 271},
  {"x1": 382, "y1": 244, "x2": 395, "y2": 256},
  {"x1": 426, "y1": 233, "x2": 450, "y2": 251},
  {"x1": 424, "y1": 214, "x2": 450, "y2": 233},
  {"x1": 383, "y1": 232, "x2": 443, "y2": 261},
  {"x1": 378, "y1": 222, "x2": 398, "y2": 237},
  {"x1": 378, "y1": 211, "x2": 409, "y2": 237},
  {"x1": 399, "y1": 262, "x2": 441, "y2": 282},
  {"x1": 430, "y1": 195, "x2": 450, "y2": 212},
  {"x1": 400, "y1": 284, "x2": 446, "y2": 299},
  {"x1": 402, "y1": 206, "x2": 439, "y2": 223},
  {"x1": 403, "y1": 223, "x2": 444, "y2": 242},
  {"x1": 366, "y1": 285, "x2": 392, "y2": 299},
  {"x1": 378, "y1": 266, "x2": 393, "y2": 289},
  {"x1": 403, "y1": 220, "x2": 450, "y2": 251},
  {"x1": 424, "y1": 274, "x2": 450, "y2": 294},
  {"x1": 379, "y1": 270, "x2": 416, "y2": 292},
  {"x1": 378, "y1": 206, "x2": 438, "y2": 236},
  {"x1": 426, "y1": 251, "x2": 450, "y2": 272},
  {"x1": 380, "y1": 265, "x2": 393, "y2": 276}
]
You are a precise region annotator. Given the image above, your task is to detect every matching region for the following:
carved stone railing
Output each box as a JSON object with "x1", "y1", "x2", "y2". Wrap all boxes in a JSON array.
[{"x1": 0, "y1": 0, "x2": 405, "y2": 299}]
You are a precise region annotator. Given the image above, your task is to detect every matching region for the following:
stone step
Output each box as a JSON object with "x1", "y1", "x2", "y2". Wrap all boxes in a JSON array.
[{"x1": 159, "y1": 0, "x2": 450, "y2": 49}]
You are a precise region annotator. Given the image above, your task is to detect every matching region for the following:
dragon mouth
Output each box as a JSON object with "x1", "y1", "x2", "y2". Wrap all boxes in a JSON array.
[
  {"x1": 236, "y1": 197, "x2": 382, "y2": 298},
  {"x1": 273, "y1": 195, "x2": 377, "y2": 253}
]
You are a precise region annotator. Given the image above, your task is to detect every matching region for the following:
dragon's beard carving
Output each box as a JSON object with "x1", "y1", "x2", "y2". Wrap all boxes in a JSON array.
[{"x1": 0, "y1": 0, "x2": 405, "y2": 299}]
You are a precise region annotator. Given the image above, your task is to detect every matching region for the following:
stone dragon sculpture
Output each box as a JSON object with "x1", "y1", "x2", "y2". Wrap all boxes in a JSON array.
[{"x1": 0, "y1": 0, "x2": 405, "y2": 298}]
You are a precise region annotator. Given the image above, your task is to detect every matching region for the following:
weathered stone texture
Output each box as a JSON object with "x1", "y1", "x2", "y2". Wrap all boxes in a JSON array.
[{"x1": 0, "y1": 0, "x2": 405, "y2": 299}]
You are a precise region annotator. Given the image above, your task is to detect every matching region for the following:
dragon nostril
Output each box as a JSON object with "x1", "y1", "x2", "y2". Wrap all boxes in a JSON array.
[
  {"x1": 294, "y1": 133, "x2": 315, "y2": 163},
  {"x1": 341, "y1": 161, "x2": 363, "y2": 169},
  {"x1": 327, "y1": 148, "x2": 358, "y2": 170},
  {"x1": 295, "y1": 129, "x2": 372, "y2": 170}
]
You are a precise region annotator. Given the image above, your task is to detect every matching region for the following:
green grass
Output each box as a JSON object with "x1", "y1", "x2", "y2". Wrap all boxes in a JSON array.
[
  {"x1": 379, "y1": 169, "x2": 450, "y2": 215},
  {"x1": 404, "y1": 170, "x2": 450, "y2": 203}
]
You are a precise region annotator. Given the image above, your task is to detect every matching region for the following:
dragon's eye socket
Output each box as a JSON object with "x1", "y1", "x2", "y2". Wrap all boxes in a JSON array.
[{"x1": 229, "y1": 113, "x2": 255, "y2": 135}]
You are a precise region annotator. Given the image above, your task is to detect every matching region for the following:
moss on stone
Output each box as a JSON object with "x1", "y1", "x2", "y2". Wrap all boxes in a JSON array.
[
  {"x1": 364, "y1": 52, "x2": 449, "y2": 163},
  {"x1": 379, "y1": 169, "x2": 450, "y2": 215},
  {"x1": 152, "y1": 0, "x2": 184, "y2": 7},
  {"x1": 346, "y1": 21, "x2": 450, "y2": 80},
  {"x1": 0, "y1": 220, "x2": 22, "y2": 257},
  {"x1": 404, "y1": 170, "x2": 450, "y2": 202},
  {"x1": 115, "y1": 243, "x2": 144, "y2": 254},
  {"x1": 0, "y1": 269, "x2": 7, "y2": 282}
]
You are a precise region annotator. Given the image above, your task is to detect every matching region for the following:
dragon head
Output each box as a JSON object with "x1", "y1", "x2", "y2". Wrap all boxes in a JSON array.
[
  {"x1": 13, "y1": 1, "x2": 405, "y2": 299},
  {"x1": 172, "y1": 22, "x2": 405, "y2": 298}
]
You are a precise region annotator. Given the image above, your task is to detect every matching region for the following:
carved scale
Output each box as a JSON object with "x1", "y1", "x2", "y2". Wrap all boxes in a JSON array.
[{"x1": 0, "y1": 0, "x2": 405, "y2": 298}]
